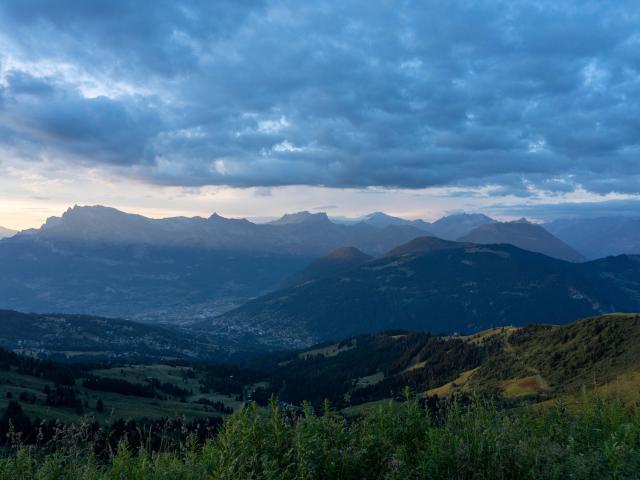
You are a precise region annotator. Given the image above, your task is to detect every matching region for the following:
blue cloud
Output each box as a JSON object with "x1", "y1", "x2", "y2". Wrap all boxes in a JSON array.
[
  {"x1": 0, "y1": 0, "x2": 638, "y2": 194},
  {"x1": 488, "y1": 199, "x2": 640, "y2": 220},
  {"x1": 1, "y1": 72, "x2": 162, "y2": 165}
]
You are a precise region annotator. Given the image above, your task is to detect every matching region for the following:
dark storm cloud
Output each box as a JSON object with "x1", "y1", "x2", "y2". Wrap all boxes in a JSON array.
[
  {"x1": 0, "y1": 0, "x2": 639, "y2": 194},
  {"x1": 0, "y1": 72, "x2": 162, "y2": 164}
]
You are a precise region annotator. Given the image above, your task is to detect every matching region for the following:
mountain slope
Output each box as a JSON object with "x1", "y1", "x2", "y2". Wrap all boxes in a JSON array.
[
  {"x1": 210, "y1": 238, "x2": 640, "y2": 348},
  {"x1": 0, "y1": 227, "x2": 17, "y2": 239},
  {"x1": 545, "y1": 216, "x2": 640, "y2": 259},
  {"x1": 459, "y1": 219, "x2": 585, "y2": 262},
  {"x1": 281, "y1": 247, "x2": 373, "y2": 288},
  {"x1": 464, "y1": 313, "x2": 640, "y2": 401},
  {"x1": 382, "y1": 236, "x2": 466, "y2": 257},
  {"x1": 428, "y1": 213, "x2": 495, "y2": 240},
  {"x1": 250, "y1": 313, "x2": 640, "y2": 408},
  {"x1": 251, "y1": 331, "x2": 482, "y2": 407}
]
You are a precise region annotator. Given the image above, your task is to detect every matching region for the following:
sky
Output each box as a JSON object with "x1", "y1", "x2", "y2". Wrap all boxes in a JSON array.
[{"x1": 0, "y1": 1, "x2": 639, "y2": 229}]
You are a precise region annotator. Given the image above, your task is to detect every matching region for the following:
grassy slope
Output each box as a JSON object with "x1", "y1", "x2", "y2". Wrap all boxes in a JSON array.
[
  {"x1": 454, "y1": 313, "x2": 640, "y2": 401},
  {"x1": 276, "y1": 313, "x2": 640, "y2": 410},
  {"x1": 0, "y1": 364, "x2": 242, "y2": 423},
  {"x1": 2, "y1": 313, "x2": 639, "y2": 423}
]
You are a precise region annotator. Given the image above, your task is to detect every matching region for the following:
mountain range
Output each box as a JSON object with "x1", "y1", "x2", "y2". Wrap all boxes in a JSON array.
[
  {"x1": 0, "y1": 206, "x2": 432, "y2": 322},
  {"x1": 1, "y1": 205, "x2": 639, "y2": 329},
  {"x1": 0, "y1": 206, "x2": 512, "y2": 323},
  {"x1": 31, "y1": 206, "x2": 423, "y2": 255},
  {"x1": 209, "y1": 236, "x2": 640, "y2": 349}
]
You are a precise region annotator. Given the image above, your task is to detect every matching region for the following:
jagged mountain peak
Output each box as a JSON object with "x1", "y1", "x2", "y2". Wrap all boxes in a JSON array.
[
  {"x1": 208, "y1": 212, "x2": 252, "y2": 224},
  {"x1": 62, "y1": 204, "x2": 133, "y2": 218}
]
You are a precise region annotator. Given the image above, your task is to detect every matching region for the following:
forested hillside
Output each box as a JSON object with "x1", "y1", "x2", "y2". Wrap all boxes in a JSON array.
[
  {"x1": 213, "y1": 237, "x2": 640, "y2": 348},
  {"x1": 246, "y1": 313, "x2": 640, "y2": 409}
]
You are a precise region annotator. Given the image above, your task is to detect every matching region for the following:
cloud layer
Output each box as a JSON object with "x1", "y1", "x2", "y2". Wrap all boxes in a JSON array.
[{"x1": 0, "y1": 1, "x2": 639, "y2": 195}]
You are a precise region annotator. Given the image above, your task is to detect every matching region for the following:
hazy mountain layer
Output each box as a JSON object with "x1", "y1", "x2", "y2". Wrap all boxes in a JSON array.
[
  {"x1": 211, "y1": 237, "x2": 640, "y2": 349},
  {"x1": 427, "y1": 213, "x2": 495, "y2": 240},
  {"x1": 360, "y1": 212, "x2": 431, "y2": 230},
  {"x1": 32, "y1": 206, "x2": 426, "y2": 256},
  {"x1": 459, "y1": 219, "x2": 585, "y2": 262},
  {"x1": 0, "y1": 206, "x2": 433, "y2": 321},
  {"x1": 0, "y1": 227, "x2": 17, "y2": 239},
  {"x1": 545, "y1": 216, "x2": 640, "y2": 259}
]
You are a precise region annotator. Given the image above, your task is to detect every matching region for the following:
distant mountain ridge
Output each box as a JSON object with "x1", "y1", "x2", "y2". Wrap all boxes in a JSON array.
[
  {"x1": 428, "y1": 213, "x2": 495, "y2": 240},
  {"x1": 28, "y1": 205, "x2": 426, "y2": 256},
  {"x1": 210, "y1": 236, "x2": 640, "y2": 349},
  {"x1": 0, "y1": 206, "x2": 430, "y2": 322},
  {"x1": 268, "y1": 211, "x2": 331, "y2": 226},
  {"x1": 359, "y1": 212, "x2": 431, "y2": 230},
  {"x1": 0, "y1": 226, "x2": 17, "y2": 239},
  {"x1": 459, "y1": 219, "x2": 585, "y2": 262},
  {"x1": 2, "y1": 205, "x2": 637, "y2": 326},
  {"x1": 545, "y1": 216, "x2": 640, "y2": 259}
]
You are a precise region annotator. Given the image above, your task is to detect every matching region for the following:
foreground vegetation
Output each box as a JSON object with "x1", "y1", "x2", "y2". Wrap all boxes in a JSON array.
[
  {"x1": 1, "y1": 393, "x2": 639, "y2": 479},
  {"x1": 1, "y1": 314, "x2": 639, "y2": 478}
]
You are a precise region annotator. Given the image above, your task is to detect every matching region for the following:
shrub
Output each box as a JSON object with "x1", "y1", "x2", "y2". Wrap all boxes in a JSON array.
[{"x1": 0, "y1": 394, "x2": 638, "y2": 479}]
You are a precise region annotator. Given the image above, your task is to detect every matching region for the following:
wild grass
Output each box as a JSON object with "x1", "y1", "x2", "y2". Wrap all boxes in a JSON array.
[{"x1": 1, "y1": 392, "x2": 639, "y2": 479}]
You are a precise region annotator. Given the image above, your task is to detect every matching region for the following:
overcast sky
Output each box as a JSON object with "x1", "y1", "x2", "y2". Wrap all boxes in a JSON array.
[{"x1": 1, "y1": 1, "x2": 639, "y2": 229}]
